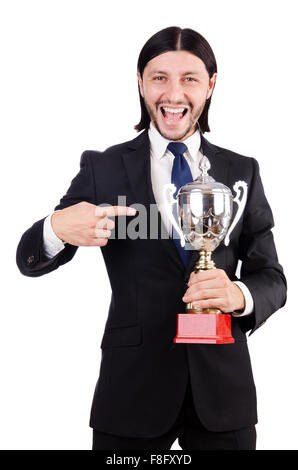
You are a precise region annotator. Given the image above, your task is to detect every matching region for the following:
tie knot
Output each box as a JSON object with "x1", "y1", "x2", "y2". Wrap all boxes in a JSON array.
[{"x1": 167, "y1": 142, "x2": 188, "y2": 158}]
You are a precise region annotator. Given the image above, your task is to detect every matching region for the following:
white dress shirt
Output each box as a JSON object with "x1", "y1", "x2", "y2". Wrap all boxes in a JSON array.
[{"x1": 43, "y1": 123, "x2": 254, "y2": 316}]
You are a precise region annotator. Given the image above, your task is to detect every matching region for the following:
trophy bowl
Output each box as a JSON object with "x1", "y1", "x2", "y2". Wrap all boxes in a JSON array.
[{"x1": 179, "y1": 182, "x2": 233, "y2": 252}]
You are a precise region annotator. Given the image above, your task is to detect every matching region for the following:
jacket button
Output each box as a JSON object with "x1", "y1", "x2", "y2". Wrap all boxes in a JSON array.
[{"x1": 26, "y1": 255, "x2": 34, "y2": 265}]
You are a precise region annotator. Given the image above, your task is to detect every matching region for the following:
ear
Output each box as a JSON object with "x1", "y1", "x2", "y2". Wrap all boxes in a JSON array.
[
  {"x1": 207, "y1": 72, "x2": 217, "y2": 99},
  {"x1": 137, "y1": 71, "x2": 144, "y2": 98}
]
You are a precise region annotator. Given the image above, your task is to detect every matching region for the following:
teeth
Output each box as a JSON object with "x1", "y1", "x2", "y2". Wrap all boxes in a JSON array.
[{"x1": 162, "y1": 107, "x2": 186, "y2": 114}]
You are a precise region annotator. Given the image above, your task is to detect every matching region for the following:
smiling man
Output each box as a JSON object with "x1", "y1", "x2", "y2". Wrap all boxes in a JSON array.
[
  {"x1": 16, "y1": 27, "x2": 286, "y2": 450},
  {"x1": 137, "y1": 50, "x2": 216, "y2": 142}
]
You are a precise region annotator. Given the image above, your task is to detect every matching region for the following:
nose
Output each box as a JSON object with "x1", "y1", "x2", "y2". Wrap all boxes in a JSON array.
[{"x1": 163, "y1": 78, "x2": 185, "y2": 103}]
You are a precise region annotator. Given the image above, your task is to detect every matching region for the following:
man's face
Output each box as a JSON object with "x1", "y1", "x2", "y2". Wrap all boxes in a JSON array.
[{"x1": 137, "y1": 50, "x2": 217, "y2": 141}]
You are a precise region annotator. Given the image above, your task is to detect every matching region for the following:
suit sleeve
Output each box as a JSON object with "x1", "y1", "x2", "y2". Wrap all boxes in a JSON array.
[
  {"x1": 16, "y1": 151, "x2": 96, "y2": 277},
  {"x1": 236, "y1": 158, "x2": 287, "y2": 334}
]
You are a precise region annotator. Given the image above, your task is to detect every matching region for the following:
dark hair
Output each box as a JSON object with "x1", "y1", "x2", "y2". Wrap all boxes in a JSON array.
[{"x1": 135, "y1": 26, "x2": 217, "y2": 133}]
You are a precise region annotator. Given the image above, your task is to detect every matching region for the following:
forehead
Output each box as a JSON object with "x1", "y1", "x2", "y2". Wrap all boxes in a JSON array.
[{"x1": 143, "y1": 50, "x2": 208, "y2": 76}]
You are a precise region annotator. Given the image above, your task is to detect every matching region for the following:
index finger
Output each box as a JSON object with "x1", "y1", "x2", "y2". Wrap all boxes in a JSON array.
[
  {"x1": 95, "y1": 205, "x2": 137, "y2": 217},
  {"x1": 188, "y1": 269, "x2": 221, "y2": 285}
]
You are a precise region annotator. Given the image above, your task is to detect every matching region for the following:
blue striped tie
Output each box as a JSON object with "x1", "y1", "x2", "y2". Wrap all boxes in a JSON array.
[{"x1": 168, "y1": 142, "x2": 193, "y2": 267}]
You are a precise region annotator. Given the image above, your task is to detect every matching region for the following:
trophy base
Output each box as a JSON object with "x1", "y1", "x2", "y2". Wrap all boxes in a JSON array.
[{"x1": 173, "y1": 312, "x2": 235, "y2": 344}]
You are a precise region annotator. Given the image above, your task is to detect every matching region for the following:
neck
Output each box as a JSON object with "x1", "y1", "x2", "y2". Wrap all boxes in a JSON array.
[{"x1": 151, "y1": 122, "x2": 199, "y2": 142}]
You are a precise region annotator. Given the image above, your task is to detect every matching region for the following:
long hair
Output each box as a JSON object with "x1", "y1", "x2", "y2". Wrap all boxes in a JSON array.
[{"x1": 135, "y1": 26, "x2": 217, "y2": 133}]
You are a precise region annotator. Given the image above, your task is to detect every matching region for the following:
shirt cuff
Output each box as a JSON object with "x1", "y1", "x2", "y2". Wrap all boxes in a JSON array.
[
  {"x1": 232, "y1": 281, "x2": 254, "y2": 317},
  {"x1": 43, "y1": 212, "x2": 65, "y2": 259}
]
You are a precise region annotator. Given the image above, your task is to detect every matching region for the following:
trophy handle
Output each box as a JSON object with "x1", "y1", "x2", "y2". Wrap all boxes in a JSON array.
[
  {"x1": 162, "y1": 183, "x2": 185, "y2": 247},
  {"x1": 224, "y1": 180, "x2": 248, "y2": 246}
]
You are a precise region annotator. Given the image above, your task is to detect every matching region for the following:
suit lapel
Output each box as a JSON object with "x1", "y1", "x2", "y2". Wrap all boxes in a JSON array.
[
  {"x1": 121, "y1": 131, "x2": 153, "y2": 207},
  {"x1": 200, "y1": 134, "x2": 229, "y2": 186}
]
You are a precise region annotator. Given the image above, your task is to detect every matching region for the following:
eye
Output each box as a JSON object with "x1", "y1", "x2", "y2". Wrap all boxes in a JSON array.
[
  {"x1": 184, "y1": 77, "x2": 197, "y2": 82},
  {"x1": 153, "y1": 76, "x2": 166, "y2": 81}
]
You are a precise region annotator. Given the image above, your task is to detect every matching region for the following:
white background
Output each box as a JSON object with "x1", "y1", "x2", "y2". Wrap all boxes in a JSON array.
[{"x1": 0, "y1": 0, "x2": 296, "y2": 450}]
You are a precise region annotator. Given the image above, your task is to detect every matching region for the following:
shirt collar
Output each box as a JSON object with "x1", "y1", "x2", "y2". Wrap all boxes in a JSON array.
[{"x1": 148, "y1": 122, "x2": 201, "y2": 162}]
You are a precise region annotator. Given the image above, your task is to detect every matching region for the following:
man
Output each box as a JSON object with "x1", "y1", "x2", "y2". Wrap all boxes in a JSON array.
[{"x1": 16, "y1": 26, "x2": 287, "y2": 450}]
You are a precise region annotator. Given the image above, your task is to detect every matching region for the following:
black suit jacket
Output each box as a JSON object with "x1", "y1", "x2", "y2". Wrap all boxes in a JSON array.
[{"x1": 16, "y1": 130, "x2": 287, "y2": 436}]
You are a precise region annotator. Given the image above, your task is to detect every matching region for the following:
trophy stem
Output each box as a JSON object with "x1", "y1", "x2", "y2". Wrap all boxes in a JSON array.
[
  {"x1": 187, "y1": 250, "x2": 221, "y2": 314},
  {"x1": 194, "y1": 249, "x2": 216, "y2": 272}
]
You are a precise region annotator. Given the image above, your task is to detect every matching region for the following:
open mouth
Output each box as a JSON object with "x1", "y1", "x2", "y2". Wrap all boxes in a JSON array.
[{"x1": 160, "y1": 106, "x2": 188, "y2": 124}]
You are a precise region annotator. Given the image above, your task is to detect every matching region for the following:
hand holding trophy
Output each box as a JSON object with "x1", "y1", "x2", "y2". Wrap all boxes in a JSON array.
[{"x1": 163, "y1": 156, "x2": 247, "y2": 344}]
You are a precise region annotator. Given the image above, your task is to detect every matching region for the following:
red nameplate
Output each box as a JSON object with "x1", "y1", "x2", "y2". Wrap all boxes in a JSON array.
[{"x1": 174, "y1": 312, "x2": 234, "y2": 344}]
